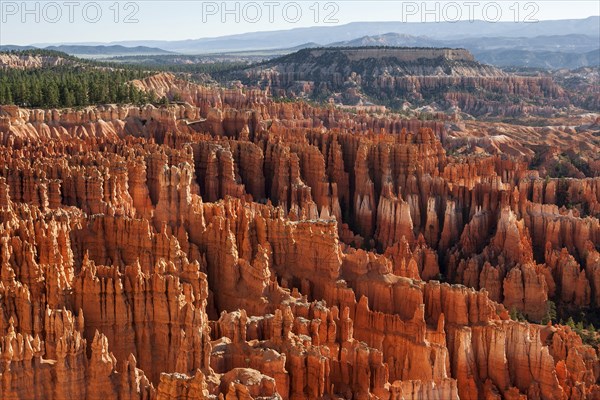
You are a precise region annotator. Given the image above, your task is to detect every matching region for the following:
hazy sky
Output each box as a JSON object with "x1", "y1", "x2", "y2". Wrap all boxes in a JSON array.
[{"x1": 1, "y1": 1, "x2": 599, "y2": 45}]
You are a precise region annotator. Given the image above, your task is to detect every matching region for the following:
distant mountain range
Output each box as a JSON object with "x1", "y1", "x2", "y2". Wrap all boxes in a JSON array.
[
  {"x1": 330, "y1": 32, "x2": 600, "y2": 69},
  {"x1": 333, "y1": 33, "x2": 599, "y2": 53},
  {"x1": 473, "y1": 48, "x2": 600, "y2": 70},
  {"x1": 30, "y1": 17, "x2": 599, "y2": 53},
  {"x1": 3, "y1": 17, "x2": 599, "y2": 69},
  {"x1": 0, "y1": 44, "x2": 172, "y2": 56}
]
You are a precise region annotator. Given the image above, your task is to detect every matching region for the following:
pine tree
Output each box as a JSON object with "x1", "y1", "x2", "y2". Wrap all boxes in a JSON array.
[
  {"x1": 6, "y1": 86, "x2": 13, "y2": 104},
  {"x1": 43, "y1": 82, "x2": 60, "y2": 108},
  {"x1": 115, "y1": 84, "x2": 127, "y2": 103},
  {"x1": 63, "y1": 87, "x2": 75, "y2": 107},
  {"x1": 0, "y1": 84, "x2": 6, "y2": 104},
  {"x1": 16, "y1": 80, "x2": 28, "y2": 105},
  {"x1": 0, "y1": 64, "x2": 153, "y2": 108},
  {"x1": 30, "y1": 81, "x2": 43, "y2": 107},
  {"x1": 129, "y1": 84, "x2": 140, "y2": 104},
  {"x1": 509, "y1": 307, "x2": 526, "y2": 322},
  {"x1": 541, "y1": 300, "x2": 557, "y2": 324},
  {"x1": 147, "y1": 90, "x2": 158, "y2": 104}
]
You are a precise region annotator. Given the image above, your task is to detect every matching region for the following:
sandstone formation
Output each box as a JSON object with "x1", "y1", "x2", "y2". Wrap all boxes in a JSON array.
[
  {"x1": 237, "y1": 48, "x2": 570, "y2": 118},
  {"x1": 0, "y1": 53, "x2": 71, "y2": 70},
  {"x1": 0, "y1": 74, "x2": 598, "y2": 399}
]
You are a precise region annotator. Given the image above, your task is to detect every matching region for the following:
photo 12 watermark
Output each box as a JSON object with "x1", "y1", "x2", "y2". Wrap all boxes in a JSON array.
[
  {"x1": 200, "y1": 2, "x2": 340, "y2": 23},
  {"x1": 397, "y1": 1, "x2": 540, "y2": 22},
  {"x1": 1, "y1": 1, "x2": 140, "y2": 23},
  {"x1": 0, "y1": 1, "x2": 542, "y2": 25},
  {"x1": 194, "y1": 1, "x2": 540, "y2": 24}
]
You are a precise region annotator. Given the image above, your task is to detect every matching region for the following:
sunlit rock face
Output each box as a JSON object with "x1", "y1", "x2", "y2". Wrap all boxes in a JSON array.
[
  {"x1": 0, "y1": 76, "x2": 598, "y2": 400},
  {"x1": 237, "y1": 47, "x2": 571, "y2": 118}
]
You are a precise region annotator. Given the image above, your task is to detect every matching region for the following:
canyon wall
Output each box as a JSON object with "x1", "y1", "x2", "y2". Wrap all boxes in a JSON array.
[
  {"x1": 238, "y1": 49, "x2": 569, "y2": 117},
  {"x1": 0, "y1": 81, "x2": 598, "y2": 399}
]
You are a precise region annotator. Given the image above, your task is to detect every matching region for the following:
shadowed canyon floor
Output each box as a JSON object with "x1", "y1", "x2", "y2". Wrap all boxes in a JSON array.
[{"x1": 0, "y1": 73, "x2": 599, "y2": 399}]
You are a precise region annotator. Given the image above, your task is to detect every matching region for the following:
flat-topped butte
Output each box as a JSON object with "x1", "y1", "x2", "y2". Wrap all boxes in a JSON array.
[{"x1": 304, "y1": 47, "x2": 475, "y2": 62}]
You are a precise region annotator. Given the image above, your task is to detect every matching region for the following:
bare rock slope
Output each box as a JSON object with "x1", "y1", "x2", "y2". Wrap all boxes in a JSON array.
[{"x1": 0, "y1": 74, "x2": 599, "y2": 399}]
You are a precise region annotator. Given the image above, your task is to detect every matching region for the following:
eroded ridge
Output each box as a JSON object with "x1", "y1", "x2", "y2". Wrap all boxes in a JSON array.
[{"x1": 0, "y1": 80, "x2": 598, "y2": 400}]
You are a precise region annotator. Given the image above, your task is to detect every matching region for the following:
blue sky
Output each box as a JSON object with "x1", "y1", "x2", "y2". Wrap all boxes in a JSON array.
[{"x1": 1, "y1": 1, "x2": 599, "y2": 45}]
